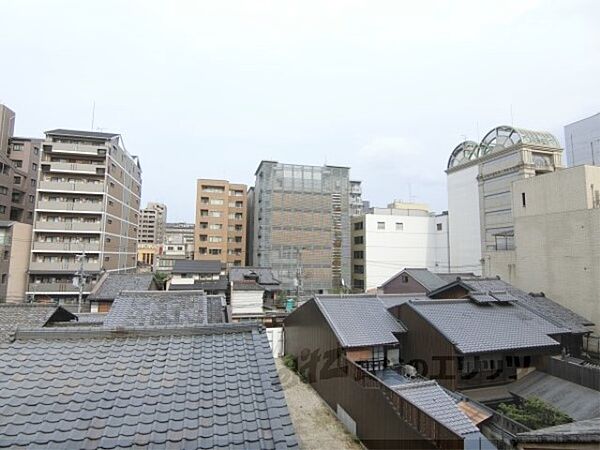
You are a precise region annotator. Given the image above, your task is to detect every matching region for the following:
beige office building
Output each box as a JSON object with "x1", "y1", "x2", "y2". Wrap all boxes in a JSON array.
[
  {"x1": 0, "y1": 104, "x2": 42, "y2": 225},
  {"x1": 138, "y1": 202, "x2": 167, "y2": 244},
  {"x1": 0, "y1": 221, "x2": 33, "y2": 303},
  {"x1": 511, "y1": 165, "x2": 600, "y2": 332},
  {"x1": 195, "y1": 179, "x2": 246, "y2": 267},
  {"x1": 27, "y1": 129, "x2": 142, "y2": 306}
]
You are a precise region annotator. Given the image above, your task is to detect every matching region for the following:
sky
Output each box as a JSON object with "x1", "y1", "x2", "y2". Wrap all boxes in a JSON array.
[{"x1": 1, "y1": 0, "x2": 599, "y2": 222}]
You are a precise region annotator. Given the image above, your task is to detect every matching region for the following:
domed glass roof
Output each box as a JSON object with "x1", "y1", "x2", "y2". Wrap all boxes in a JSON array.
[{"x1": 448, "y1": 126, "x2": 561, "y2": 169}]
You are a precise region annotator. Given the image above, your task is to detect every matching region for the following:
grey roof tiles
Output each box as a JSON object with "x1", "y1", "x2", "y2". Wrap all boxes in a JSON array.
[
  {"x1": 392, "y1": 381, "x2": 480, "y2": 437},
  {"x1": 103, "y1": 291, "x2": 225, "y2": 328},
  {"x1": 87, "y1": 273, "x2": 155, "y2": 301},
  {"x1": 0, "y1": 324, "x2": 298, "y2": 449},
  {"x1": 314, "y1": 295, "x2": 406, "y2": 348},
  {"x1": 0, "y1": 304, "x2": 76, "y2": 342},
  {"x1": 516, "y1": 417, "x2": 600, "y2": 444},
  {"x1": 172, "y1": 260, "x2": 222, "y2": 274},
  {"x1": 407, "y1": 300, "x2": 568, "y2": 354},
  {"x1": 229, "y1": 267, "x2": 280, "y2": 286}
]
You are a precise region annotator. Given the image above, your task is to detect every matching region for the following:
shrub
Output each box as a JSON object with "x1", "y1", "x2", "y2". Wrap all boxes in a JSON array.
[
  {"x1": 498, "y1": 397, "x2": 572, "y2": 430},
  {"x1": 282, "y1": 354, "x2": 297, "y2": 372}
]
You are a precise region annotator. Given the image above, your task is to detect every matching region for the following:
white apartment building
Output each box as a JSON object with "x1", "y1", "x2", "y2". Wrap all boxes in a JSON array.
[
  {"x1": 351, "y1": 201, "x2": 449, "y2": 292},
  {"x1": 565, "y1": 112, "x2": 600, "y2": 167}
]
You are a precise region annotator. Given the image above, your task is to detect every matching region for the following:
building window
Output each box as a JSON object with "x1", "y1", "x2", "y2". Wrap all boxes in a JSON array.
[
  {"x1": 32, "y1": 163, "x2": 38, "y2": 171},
  {"x1": 13, "y1": 176, "x2": 21, "y2": 185},
  {"x1": 377, "y1": 222, "x2": 385, "y2": 230},
  {"x1": 353, "y1": 221, "x2": 363, "y2": 231},
  {"x1": 0, "y1": 187, "x2": 7, "y2": 195},
  {"x1": 0, "y1": 206, "x2": 5, "y2": 214},
  {"x1": 353, "y1": 264, "x2": 364, "y2": 274},
  {"x1": 1, "y1": 274, "x2": 5, "y2": 283},
  {"x1": 353, "y1": 236, "x2": 363, "y2": 244},
  {"x1": 521, "y1": 192, "x2": 526, "y2": 207},
  {"x1": 436, "y1": 223, "x2": 443, "y2": 231},
  {"x1": 395, "y1": 222, "x2": 404, "y2": 231},
  {"x1": 29, "y1": 195, "x2": 35, "y2": 203},
  {"x1": 209, "y1": 248, "x2": 222, "y2": 255},
  {"x1": 353, "y1": 250, "x2": 364, "y2": 259}
]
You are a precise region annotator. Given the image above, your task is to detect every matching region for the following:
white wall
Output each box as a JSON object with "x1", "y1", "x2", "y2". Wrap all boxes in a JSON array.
[
  {"x1": 565, "y1": 113, "x2": 600, "y2": 167},
  {"x1": 363, "y1": 213, "x2": 449, "y2": 290},
  {"x1": 448, "y1": 165, "x2": 482, "y2": 275}
]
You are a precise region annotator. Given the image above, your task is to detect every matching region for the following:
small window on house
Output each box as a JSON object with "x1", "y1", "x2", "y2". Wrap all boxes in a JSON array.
[
  {"x1": 521, "y1": 192, "x2": 526, "y2": 207},
  {"x1": 1, "y1": 274, "x2": 6, "y2": 283},
  {"x1": 402, "y1": 275, "x2": 409, "y2": 283},
  {"x1": 395, "y1": 222, "x2": 404, "y2": 231},
  {"x1": 104, "y1": 256, "x2": 110, "y2": 261},
  {"x1": 436, "y1": 223, "x2": 443, "y2": 231},
  {"x1": 377, "y1": 222, "x2": 385, "y2": 230}
]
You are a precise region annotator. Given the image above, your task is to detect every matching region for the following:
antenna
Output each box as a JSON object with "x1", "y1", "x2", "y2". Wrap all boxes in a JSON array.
[
  {"x1": 91, "y1": 101, "x2": 96, "y2": 130},
  {"x1": 510, "y1": 104, "x2": 514, "y2": 126}
]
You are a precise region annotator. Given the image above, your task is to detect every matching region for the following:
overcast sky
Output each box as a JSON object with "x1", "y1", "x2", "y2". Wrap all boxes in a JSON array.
[{"x1": 1, "y1": 0, "x2": 598, "y2": 221}]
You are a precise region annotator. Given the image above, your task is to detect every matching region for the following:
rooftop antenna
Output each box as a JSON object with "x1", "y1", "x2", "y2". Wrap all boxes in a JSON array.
[
  {"x1": 510, "y1": 104, "x2": 514, "y2": 126},
  {"x1": 476, "y1": 121, "x2": 480, "y2": 142},
  {"x1": 90, "y1": 101, "x2": 96, "y2": 130}
]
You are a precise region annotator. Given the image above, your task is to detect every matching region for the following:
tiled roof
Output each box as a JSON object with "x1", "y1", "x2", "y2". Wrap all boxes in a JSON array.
[
  {"x1": 104, "y1": 291, "x2": 225, "y2": 328},
  {"x1": 379, "y1": 294, "x2": 428, "y2": 309},
  {"x1": 229, "y1": 267, "x2": 280, "y2": 286},
  {"x1": 393, "y1": 381, "x2": 480, "y2": 437},
  {"x1": 0, "y1": 324, "x2": 298, "y2": 449},
  {"x1": 172, "y1": 260, "x2": 222, "y2": 274},
  {"x1": 169, "y1": 276, "x2": 228, "y2": 292},
  {"x1": 87, "y1": 273, "x2": 155, "y2": 301},
  {"x1": 407, "y1": 300, "x2": 568, "y2": 354},
  {"x1": 460, "y1": 277, "x2": 593, "y2": 332},
  {"x1": 232, "y1": 280, "x2": 265, "y2": 291},
  {"x1": 403, "y1": 269, "x2": 449, "y2": 291},
  {"x1": 0, "y1": 304, "x2": 76, "y2": 342},
  {"x1": 508, "y1": 371, "x2": 600, "y2": 421},
  {"x1": 517, "y1": 417, "x2": 600, "y2": 444},
  {"x1": 313, "y1": 295, "x2": 406, "y2": 348}
]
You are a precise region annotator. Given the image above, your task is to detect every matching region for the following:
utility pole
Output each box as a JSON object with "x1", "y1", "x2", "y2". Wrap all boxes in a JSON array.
[
  {"x1": 295, "y1": 247, "x2": 303, "y2": 301},
  {"x1": 75, "y1": 250, "x2": 86, "y2": 313}
]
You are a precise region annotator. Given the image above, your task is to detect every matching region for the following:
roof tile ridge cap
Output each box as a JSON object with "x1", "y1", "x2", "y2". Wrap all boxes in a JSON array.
[{"x1": 393, "y1": 379, "x2": 438, "y2": 391}]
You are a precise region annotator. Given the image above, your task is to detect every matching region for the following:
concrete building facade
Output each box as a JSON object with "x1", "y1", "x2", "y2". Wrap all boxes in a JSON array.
[
  {"x1": 138, "y1": 202, "x2": 167, "y2": 244},
  {"x1": 0, "y1": 104, "x2": 42, "y2": 225},
  {"x1": 349, "y1": 180, "x2": 363, "y2": 216},
  {"x1": 194, "y1": 179, "x2": 246, "y2": 268},
  {"x1": 351, "y1": 201, "x2": 449, "y2": 292},
  {"x1": 155, "y1": 222, "x2": 195, "y2": 272},
  {"x1": 27, "y1": 129, "x2": 141, "y2": 306},
  {"x1": 250, "y1": 161, "x2": 351, "y2": 293},
  {"x1": 0, "y1": 221, "x2": 33, "y2": 303},
  {"x1": 511, "y1": 165, "x2": 600, "y2": 331},
  {"x1": 447, "y1": 126, "x2": 564, "y2": 278},
  {"x1": 565, "y1": 112, "x2": 600, "y2": 167}
]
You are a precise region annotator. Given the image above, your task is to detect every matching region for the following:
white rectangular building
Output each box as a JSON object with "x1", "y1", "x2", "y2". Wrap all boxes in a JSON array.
[
  {"x1": 351, "y1": 201, "x2": 449, "y2": 291},
  {"x1": 565, "y1": 113, "x2": 600, "y2": 167}
]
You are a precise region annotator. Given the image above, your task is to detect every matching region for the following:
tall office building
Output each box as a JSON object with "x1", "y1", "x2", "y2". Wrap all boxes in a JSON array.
[
  {"x1": 446, "y1": 125, "x2": 564, "y2": 278},
  {"x1": 565, "y1": 113, "x2": 600, "y2": 167},
  {"x1": 138, "y1": 202, "x2": 167, "y2": 244},
  {"x1": 27, "y1": 129, "x2": 142, "y2": 306},
  {"x1": 250, "y1": 161, "x2": 351, "y2": 294},
  {"x1": 0, "y1": 104, "x2": 42, "y2": 224},
  {"x1": 194, "y1": 179, "x2": 246, "y2": 267}
]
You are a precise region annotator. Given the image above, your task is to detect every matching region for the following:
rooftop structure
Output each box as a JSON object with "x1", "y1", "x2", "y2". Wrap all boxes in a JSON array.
[
  {"x1": 0, "y1": 323, "x2": 298, "y2": 449},
  {"x1": 86, "y1": 273, "x2": 157, "y2": 313},
  {"x1": 564, "y1": 112, "x2": 600, "y2": 167},
  {"x1": 516, "y1": 417, "x2": 600, "y2": 448}
]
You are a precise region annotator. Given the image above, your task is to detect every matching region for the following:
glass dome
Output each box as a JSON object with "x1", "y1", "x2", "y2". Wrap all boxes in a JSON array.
[
  {"x1": 447, "y1": 140, "x2": 480, "y2": 169},
  {"x1": 478, "y1": 126, "x2": 561, "y2": 158}
]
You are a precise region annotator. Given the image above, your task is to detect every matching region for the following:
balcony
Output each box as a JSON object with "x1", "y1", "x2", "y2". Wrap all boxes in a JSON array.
[
  {"x1": 32, "y1": 241, "x2": 101, "y2": 252},
  {"x1": 37, "y1": 200, "x2": 103, "y2": 212},
  {"x1": 44, "y1": 142, "x2": 107, "y2": 156},
  {"x1": 38, "y1": 180, "x2": 105, "y2": 193},
  {"x1": 27, "y1": 282, "x2": 93, "y2": 293},
  {"x1": 34, "y1": 221, "x2": 102, "y2": 232},
  {"x1": 43, "y1": 161, "x2": 105, "y2": 175},
  {"x1": 29, "y1": 261, "x2": 102, "y2": 272}
]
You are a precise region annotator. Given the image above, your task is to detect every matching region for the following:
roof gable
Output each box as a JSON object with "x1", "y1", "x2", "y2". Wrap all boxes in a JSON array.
[{"x1": 314, "y1": 295, "x2": 406, "y2": 348}]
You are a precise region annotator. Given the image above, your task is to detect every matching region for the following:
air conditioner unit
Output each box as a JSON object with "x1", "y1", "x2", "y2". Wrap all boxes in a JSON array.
[{"x1": 402, "y1": 365, "x2": 418, "y2": 378}]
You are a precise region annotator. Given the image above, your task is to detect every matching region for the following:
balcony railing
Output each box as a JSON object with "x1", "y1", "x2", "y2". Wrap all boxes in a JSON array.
[
  {"x1": 27, "y1": 282, "x2": 93, "y2": 293},
  {"x1": 32, "y1": 241, "x2": 101, "y2": 252},
  {"x1": 37, "y1": 200, "x2": 103, "y2": 212},
  {"x1": 38, "y1": 180, "x2": 104, "y2": 193},
  {"x1": 345, "y1": 358, "x2": 462, "y2": 449},
  {"x1": 44, "y1": 162, "x2": 105, "y2": 174},
  {"x1": 34, "y1": 221, "x2": 102, "y2": 232},
  {"x1": 44, "y1": 142, "x2": 107, "y2": 156},
  {"x1": 29, "y1": 261, "x2": 102, "y2": 272}
]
